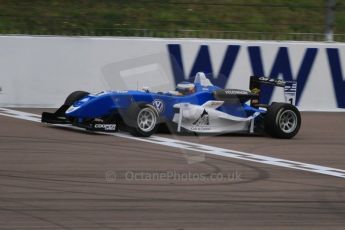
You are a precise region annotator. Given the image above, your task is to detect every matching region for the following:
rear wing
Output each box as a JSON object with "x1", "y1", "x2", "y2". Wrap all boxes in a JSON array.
[{"x1": 249, "y1": 76, "x2": 297, "y2": 106}]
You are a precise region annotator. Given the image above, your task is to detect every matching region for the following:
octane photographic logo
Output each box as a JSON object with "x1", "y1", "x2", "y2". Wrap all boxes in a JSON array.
[
  {"x1": 105, "y1": 170, "x2": 117, "y2": 183},
  {"x1": 152, "y1": 99, "x2": 165, "y2": 113},
  {"x1": 105, "y1": 169, "x2": 242, "y2": 184}
]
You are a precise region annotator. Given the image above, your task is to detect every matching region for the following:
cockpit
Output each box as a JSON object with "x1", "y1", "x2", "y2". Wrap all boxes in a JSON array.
[
  {"x1": 141, "y1": 72, "x2": 214, "y2": 96},
  {"x1": 175, "y1": 82, "x2": 196, "y2": 95},
  {"x1": 165, "y1": 72, "x2": 214, "y2": 96}
]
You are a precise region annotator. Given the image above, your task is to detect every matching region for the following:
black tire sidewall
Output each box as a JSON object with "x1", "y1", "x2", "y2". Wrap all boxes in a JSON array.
[
  {"x1": 64, "y1": 91, "x2": 89, "y2": 106},
  {"x1": 265, "y1": 103, "x2": 301, "y2": 139}
]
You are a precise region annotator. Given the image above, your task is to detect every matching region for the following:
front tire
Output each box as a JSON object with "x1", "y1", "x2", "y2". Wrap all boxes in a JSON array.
[
  {"x1": 128, "y1": 104, "x2": 158, "y2": 137},
  {"x1": 64, "y1": 91, "x2": 89, "y2": 106},
  {"x1": 63, "y1": 91, "x2": 89, "y2": 123},
  {"x1": 264, "y1": 103, "x2": 301, "y2": 139}
]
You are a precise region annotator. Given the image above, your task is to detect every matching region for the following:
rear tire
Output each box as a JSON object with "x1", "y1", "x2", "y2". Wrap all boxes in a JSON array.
[{"x1": 264, "y1": 103, "x2": 301, "y2": 139}]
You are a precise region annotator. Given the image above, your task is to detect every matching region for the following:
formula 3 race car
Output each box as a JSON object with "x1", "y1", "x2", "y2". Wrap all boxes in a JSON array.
[{"x1": 41, "y1": 72, "x2": 301, "y2": 138}]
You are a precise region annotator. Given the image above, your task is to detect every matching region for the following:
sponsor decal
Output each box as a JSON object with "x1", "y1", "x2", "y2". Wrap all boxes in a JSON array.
[
  {"x1": 97, "y1": 90, "x2": 128, "y2": 95},
  {"x1": 224, "y1": 90, "x2": 249, "y2": 95},
  {"x1": 209, "y1": 101, "x2": 223, "y2": 107},
  {"x1": 191, "y1": 109, "x2": 211, "y2": 131},
  {"x1": 152, "y1": 99, "x2": 165, "y2": 113},
  {"x1": 284, "y1": 82, "x2": 297, "y2": 93},
  {"x1": 251, "y1": 88, "x2": 260, "y2": 95},
  {"x1": 115, "y1": 90, "x2": 128, "y2": 94},
  {"x1": 258, "y1": 77, "x2": 285, "y2": 86},
  {"x1": 192, "y1": 109, "x2": 209, "y2": 126},
  {"x1": 190, "y1": 126, "x2": 212, "y2": 131},
  {"x1": 94, "y1": 124, "x2": 117, "y2": 131}
]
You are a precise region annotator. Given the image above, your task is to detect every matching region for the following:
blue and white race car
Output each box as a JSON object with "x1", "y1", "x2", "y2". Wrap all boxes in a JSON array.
[{"x1": 42, "y1": 72, "x2": 301, "y2": 138}]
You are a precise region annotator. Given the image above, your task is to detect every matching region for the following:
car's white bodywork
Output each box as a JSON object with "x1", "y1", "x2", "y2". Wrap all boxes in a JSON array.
[{"x1": 172, "y1": 101, "x2": 261, "y2": 134}]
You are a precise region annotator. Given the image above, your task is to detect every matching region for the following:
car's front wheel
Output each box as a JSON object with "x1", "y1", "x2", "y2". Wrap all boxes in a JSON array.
[
  {"x1": 264, "y1": 103, "x2": 301, "y2": 139},
  {"x1": 64, "y1": 91, "x2": 89, "y2": 106},
  {"x1": 128, "y1": 105, "x2": 158, "y2": 137}
]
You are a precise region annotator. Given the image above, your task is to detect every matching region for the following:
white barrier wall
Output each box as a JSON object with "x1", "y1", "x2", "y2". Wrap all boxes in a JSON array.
[{"x1": 0, "y1": 35, "x2": 344, "y2": 111}]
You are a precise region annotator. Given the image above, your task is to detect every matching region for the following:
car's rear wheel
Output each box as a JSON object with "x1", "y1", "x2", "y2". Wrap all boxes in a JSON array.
[
  {"x1": 128, "y1": 104, "x2": 158, "y2": 137},
  {"x1": 264, "y1": 103, "x2": 301, "y2": 139}
]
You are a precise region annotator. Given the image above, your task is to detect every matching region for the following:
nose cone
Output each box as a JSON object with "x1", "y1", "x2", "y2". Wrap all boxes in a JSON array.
[
  {"x1": 65, "y1": 96, "x2": 92, "y2": 117},
  {"x1": 65, "y1": 105, "x2": 81, "y2": 116}
]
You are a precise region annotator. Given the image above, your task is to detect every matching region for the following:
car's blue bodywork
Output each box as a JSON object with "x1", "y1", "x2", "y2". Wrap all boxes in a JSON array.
[{"x1": 66, "y1": 81, "x2": 264, "y2": 123}]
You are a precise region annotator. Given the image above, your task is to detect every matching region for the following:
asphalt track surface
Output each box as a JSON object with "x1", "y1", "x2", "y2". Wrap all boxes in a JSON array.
[{"x1": 0, "y1": 108, "x2": 344, "y2": 229}]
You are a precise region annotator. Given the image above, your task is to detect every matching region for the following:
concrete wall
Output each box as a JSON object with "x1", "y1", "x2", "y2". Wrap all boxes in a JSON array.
[{"x1": 0, "y1": 35, "x2": 344, "y2": 111}]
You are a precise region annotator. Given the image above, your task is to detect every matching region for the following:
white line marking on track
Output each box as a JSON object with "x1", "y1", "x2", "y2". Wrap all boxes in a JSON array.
[{"x1": 1, "y1": 108, "x2": 345, "y2": 179}]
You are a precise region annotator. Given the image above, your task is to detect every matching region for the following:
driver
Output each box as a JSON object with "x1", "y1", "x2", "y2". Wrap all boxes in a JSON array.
[{"x1": 176, "y1": 81, "x2": 195, "y2": 95}]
